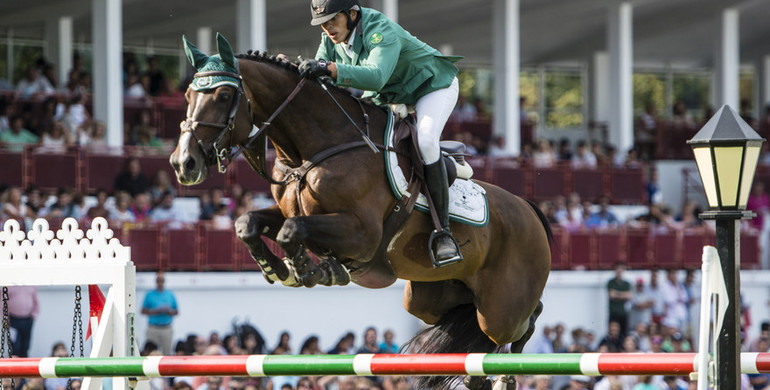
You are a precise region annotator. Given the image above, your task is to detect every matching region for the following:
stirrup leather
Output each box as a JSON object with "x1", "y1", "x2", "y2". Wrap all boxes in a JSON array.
[{"x1": 428, "y1": 229, "x2": 463, "y2": 268}]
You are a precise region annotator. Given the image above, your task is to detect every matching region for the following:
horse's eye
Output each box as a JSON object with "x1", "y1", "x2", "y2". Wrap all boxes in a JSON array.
[{"x1": 218, "y1": 93, "x2": 232, "y2": 102}]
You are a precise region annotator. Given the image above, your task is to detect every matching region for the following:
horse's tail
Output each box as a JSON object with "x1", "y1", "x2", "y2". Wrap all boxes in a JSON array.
[
  {"x1": 402, "y1": 303, "x2": 502, "y2": 390},
  {"x1": 525, "y1": 198, "x2": 554, "y2": 244}
]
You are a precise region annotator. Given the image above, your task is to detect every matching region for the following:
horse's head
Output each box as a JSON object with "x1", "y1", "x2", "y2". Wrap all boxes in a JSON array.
[{"x1": 170, "y1": 33, "x2": 253, "y2": 185}]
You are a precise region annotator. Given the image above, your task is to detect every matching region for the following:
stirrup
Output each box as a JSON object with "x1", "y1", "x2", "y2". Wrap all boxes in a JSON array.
[{"x1": 428, "y1": 229, "x2": 463, "y2": 268}]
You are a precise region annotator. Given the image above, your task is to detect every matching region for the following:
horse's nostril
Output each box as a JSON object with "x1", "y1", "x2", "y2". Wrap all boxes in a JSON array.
[{"x1": 185, "y1": 157, "x2": 196, "y2": 172}]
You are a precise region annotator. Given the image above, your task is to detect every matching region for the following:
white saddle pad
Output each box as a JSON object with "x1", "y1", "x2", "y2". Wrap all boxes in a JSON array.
[{"x1": 382, "y1": 111, "x2": 489, "y2": 227}]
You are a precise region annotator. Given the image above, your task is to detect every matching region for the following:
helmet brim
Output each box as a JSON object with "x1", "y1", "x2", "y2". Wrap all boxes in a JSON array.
[{"x1": 310, "y1": 12, "x2": 338, "y2": 26}]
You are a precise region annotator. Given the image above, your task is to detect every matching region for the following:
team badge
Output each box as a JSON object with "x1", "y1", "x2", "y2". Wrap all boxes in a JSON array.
[{"x1": 370, "y1": 32, "x2": 383, "y2": 45}]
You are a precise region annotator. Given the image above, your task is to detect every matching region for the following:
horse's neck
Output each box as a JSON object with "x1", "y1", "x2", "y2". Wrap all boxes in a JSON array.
[{"x1": 241, "y1": 61, "x2": 385, "y2": 165}]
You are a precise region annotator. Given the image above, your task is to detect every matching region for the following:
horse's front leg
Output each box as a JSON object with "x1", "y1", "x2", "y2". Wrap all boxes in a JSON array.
[
  {"x1": 276, "y1": 212, "x2": 378, "y2": 287},
  {"x1": 235, "y1": 205, "x2": 293, "y2": 284}
]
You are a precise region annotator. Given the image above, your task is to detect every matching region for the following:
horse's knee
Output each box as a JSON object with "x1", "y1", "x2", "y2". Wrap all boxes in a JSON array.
[
  {"x1": 235, "y1": 212, "x2": 262, "y2": 245},
  {"x1": 479, "y1": 312, "x2": 531, "y2": 346},
  {"x1": 276, "y1": 218, "x2": 307, "y2": 249}
]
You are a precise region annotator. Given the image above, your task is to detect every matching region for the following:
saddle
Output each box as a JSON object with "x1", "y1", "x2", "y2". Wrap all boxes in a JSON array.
[{"x1": 345, "y1": 115, "x2": 469, "y2": 287}]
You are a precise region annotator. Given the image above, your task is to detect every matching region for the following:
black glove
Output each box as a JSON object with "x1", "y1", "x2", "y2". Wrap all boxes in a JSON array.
[{"x1": 298, "y1": 59, "x2": 332, "y2": 79}]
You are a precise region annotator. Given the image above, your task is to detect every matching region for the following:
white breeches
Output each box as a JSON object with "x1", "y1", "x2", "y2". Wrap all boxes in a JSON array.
[{"x1": 415, "y1": 77, "x2": 459, "y2": 164}]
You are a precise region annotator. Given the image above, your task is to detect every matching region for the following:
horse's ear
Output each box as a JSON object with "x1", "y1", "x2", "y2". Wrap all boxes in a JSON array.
[
  {"x1": 216, "y1": 32, "x2": 237, "y2": 69},
  {"x1": 183, "y1": 35, "x2": 208, "y2": 69}
]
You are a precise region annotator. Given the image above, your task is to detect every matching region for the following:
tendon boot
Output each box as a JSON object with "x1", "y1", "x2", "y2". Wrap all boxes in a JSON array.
[{"x1": 424, "y1": 158, "x2": 463, "y2": 267}]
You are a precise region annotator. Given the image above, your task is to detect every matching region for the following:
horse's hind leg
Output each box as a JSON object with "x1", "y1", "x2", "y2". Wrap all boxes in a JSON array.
[
  {"x1": 509, "y1": 300, "x2": 543, "y2": 353},
  {"x1": 235, "y1": 205, "x2": 291, "y2": 283},
  {"x1": 488, "y1": 301, "x2": 543, "y2": 390}
]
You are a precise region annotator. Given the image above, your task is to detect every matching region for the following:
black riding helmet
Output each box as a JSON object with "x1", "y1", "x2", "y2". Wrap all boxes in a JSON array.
[{"x1": 310, "y1": 0, "x2": 361, "y2": 33}]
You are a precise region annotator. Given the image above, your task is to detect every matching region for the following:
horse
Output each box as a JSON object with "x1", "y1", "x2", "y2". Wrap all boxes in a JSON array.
[{"x1": 170, "y1": 33, "x2": 551, "y2": 390}]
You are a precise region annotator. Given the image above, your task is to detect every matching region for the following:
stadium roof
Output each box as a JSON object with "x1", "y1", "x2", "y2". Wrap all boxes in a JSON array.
[{"x1": 1, "y1": 0, "x2": 770, "y2": 68}]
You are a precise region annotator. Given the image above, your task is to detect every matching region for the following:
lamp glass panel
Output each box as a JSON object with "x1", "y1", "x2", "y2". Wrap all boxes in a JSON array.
[
  {"x1": 714, "y1": 146, "x2": 743, "y2": 208},
  {"x1": 738, "y1": 145, "x2": 762, "y2": 208},
  {"x1": 693, "y1": 147, "x2": 718, "y2": 207}
]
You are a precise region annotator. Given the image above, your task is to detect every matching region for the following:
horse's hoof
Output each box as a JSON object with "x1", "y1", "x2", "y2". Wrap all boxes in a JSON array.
[
  {"x1": 492, "y1": 376, "x2": 517, "y2": 390},
  {"x1": 464, "y1": 376, "x2": 492, "y2": 390},
  {"x1": 279, "y1": 258, "x2": 304, "y2": 288},
  {"x1": 319, "y1": 260, "x2": 351, "y2": 286}
]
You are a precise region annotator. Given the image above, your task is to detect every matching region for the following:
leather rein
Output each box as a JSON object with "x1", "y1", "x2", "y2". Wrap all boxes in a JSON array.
[
  {"x1": 181, "y1": 70, "x2": 307, "y2": 177},
  {"x1": 182, "y1": 69, "x2": 381, "y2": 187}
]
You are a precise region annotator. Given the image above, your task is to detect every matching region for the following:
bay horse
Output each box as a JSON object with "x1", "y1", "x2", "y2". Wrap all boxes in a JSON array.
[{"x1": 170, "y1": 33, "x2": 551, "y2": 390}]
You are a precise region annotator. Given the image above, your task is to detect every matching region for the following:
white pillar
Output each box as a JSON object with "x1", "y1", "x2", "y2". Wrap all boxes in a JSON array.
[
  {"x1": 382, "y1": 0, "x2": 398, "y2": 23},
  {"x1": 493, "y1": 0, "x2": 520, "y2": 155},
  {"x1": 197, "y1": 27, "x2": 213, "y2": 55},
  {"x1": 608, "y1": 2, "x2": 633, "y2": 154},
  {"x1": 236, "y1": 0, "x2": 267, "y2": 53},
  {"x1": 44, "y1": 17, "x2": 72, "y2": 89},
  {"x1": 57, "y1": 17, "x2": 73, "y2": 89},
  {"x1": 92, "y1": 0, "x2": 123, "y2": 148},
  {"x1": 715, "y1": 8, "x2": 739, "y2": 110},
  {"x1": 592, "y1": 51, "x2": 610, "y2": 125},
  {"x1": 762, "y1": 55, "x2": 770, "y2": 108}
]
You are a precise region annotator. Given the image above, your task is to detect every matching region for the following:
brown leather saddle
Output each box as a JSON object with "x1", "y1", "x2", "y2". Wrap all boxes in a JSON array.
[{"x1": 343, "y1": 115, "x2": 467, "y2": 287}]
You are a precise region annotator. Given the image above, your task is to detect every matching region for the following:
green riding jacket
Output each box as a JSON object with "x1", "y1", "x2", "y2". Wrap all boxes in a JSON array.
[{"x1": 314, "y1": 7, "x2": 461, "y2": 106}]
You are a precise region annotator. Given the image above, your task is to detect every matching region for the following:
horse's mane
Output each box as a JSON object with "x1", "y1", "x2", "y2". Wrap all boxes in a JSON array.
[{"x1": 236, "y1": 50, "x2": 381, "y2": 110}]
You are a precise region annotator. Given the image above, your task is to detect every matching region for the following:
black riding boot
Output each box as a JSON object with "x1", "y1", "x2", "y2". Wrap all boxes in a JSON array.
[{"x1": 424, "y1": 158, "x2": 463, "y2": 267}]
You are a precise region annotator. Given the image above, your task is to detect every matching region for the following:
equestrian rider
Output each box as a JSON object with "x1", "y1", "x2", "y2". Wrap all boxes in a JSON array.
[{"x1": 298, "y1": 0, "x2": 463, "y2": 267}]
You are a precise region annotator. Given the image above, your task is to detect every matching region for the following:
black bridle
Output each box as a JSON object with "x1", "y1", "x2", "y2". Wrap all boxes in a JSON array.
[
  {"x1": 181, "y1": 70, "x2": 311, "y2": 175},
  {"x1": 180, "y1": 70, "x2": 247, "y2": 173}
]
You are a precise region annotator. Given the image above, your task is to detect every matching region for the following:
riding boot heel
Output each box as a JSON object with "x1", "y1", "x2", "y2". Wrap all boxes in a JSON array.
[{"x1": 424, "y1": 159, "x2": 463, "y2": 267}]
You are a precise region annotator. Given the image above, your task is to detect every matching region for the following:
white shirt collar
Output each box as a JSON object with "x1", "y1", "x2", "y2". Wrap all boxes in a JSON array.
[{"x1": 343, "y1": 26, "x2": 357, "y2": 58}]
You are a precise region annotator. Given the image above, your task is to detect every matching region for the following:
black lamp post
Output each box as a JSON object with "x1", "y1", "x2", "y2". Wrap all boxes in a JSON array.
[{"x1": 688, "y1": 104, "x2": 764, "y2": 389}]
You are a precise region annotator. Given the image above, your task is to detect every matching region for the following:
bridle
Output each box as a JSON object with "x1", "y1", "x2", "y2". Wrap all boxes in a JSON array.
[
  {"x1": 180, "y1": 70, "x2": 248, "y2": 173},
  {"x1": 181, "y1": 70, "x2": 309, "y2": 174}
]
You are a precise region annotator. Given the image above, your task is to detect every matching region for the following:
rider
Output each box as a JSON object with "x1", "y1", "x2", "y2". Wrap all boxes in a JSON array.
[{"x1": 299, "y1": 0, "x2": 463, "y2": 267}]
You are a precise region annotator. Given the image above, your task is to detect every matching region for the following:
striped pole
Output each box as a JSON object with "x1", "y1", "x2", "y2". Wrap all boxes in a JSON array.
[{"x1": 2, "y1": 353, "x2": 770, "y2": 378}]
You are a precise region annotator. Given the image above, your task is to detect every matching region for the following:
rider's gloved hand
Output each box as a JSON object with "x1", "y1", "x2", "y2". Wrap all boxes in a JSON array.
[{"x1": 298, "y1": 59, "x2": 332, "y2": 79}]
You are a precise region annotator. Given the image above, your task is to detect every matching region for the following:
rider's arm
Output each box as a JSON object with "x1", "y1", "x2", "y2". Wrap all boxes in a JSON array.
[{"x1": 334, "y1": 38, "x2": 401, "y2": 91}]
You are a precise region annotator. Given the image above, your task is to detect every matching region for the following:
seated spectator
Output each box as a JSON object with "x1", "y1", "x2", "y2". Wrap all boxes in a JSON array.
[
  {"x1": 487, "y1": 136, "x2": 514, "y2": 157},
  {"x1": 0, "y1": 115, "x2": 39, "y2": 152},
  {"x1": 124, "y1": 73, "x2": 147, "y2": 99},
  {"x1": 622, "y1": 147, "x2": 643, "y2": 169},
  {"x1": 40, "y1": 187, "x2": 81, "y2": 219},
  {"x1": 130, "y1": 108, "x2": 159, "y2": 147},
  {"x1": 557, "y1": 138, "x2": 573, "y2": 161},
  {"x1": 57, "y1": 94, "x2": 90, "y2": 133},
  {"x1": 597, "y1": 321, "x2": 624, "y2": 352},
  {"x1": 129, "y1": 192, "x2": 153, "y2": 223},
  {"x1": 675, "y1": 199, "x2": 705, "y2": 230},
  {"x1": 114, "y1": 157, "x2": 149, "y2": 197},
  {"x1": 746, "y1": 181, "x2": 770, "y2": 231},
  {"x1": 571, "y1": 140, "x2": 597, "y2": 169},
  {"x1": 671, "y1": 100, "x2": 695, "y2": 130},
  {"x1": 109, "y1": 191, "x2": 136, "y2": 224},
  {"x1": 449, "y1": 94, "x2": 476, "y2": 123},
  {"x1": 212, "y1": 204, "x2": 233, "y2": 230},
  {"x1": 1, "y1": 186, "x2": 36, "y2": 222},
  {"x1": 532, "y1": 139, "x2": 556, "y2": 168},
  {"x1": 584, "y1": 197, "x2": 619, "y2": 229},
  {"x1": 39, "y1": 121, "x2": 74, "y2": 152},
  {"x1": 86, "y1": 189, "x2": 112, "y2": 220},
  {"x1": 201, "y1": 188, "x2": 227, "y2": 220},
  {"x1": 149, "y1": 170, "x2": 177, "y2": 206},
  {"x1": 86, "y1": 120, "x2": 109, "y2": 151},
  {"x1": 148, "y1": 191, "x2": 183, "y2": 227},
  {"x1": 16, "y1": 64, "x2": 55, "y2": 98},
  {"x1": 25, "y1": 186, "x2": 45, "y2": 216}
]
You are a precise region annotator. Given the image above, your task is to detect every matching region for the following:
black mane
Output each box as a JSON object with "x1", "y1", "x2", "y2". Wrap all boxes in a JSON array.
[{"x1": 236, "y1": 50, "x2": 381, "y2": 109}]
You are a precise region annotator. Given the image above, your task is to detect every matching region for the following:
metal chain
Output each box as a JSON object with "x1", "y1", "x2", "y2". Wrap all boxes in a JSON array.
[
  {"x1": 1, "y1": 286, "x2": 15, "y2": 390},
  {"x1": 67, "y1": 286, "x2": 84, "y2": 390}
]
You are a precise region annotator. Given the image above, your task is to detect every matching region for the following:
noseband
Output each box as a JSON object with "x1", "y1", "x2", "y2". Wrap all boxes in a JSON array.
[{"x1": 180, "y1": 70, "x2": 248, "y2": 173}]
